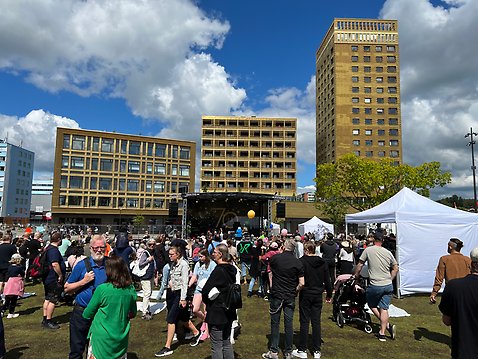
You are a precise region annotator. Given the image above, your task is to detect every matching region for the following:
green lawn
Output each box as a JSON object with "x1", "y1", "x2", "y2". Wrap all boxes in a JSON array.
[{"x1": 3, "y1": 283, "x2": 451, "y2": 358}]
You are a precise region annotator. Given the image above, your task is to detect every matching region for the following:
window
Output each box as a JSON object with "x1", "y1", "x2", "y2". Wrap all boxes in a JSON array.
[
  {"x1": 154, "y1": 181, "x2": 165, "y2": 192},
  {"x1": 89, "y1": 197, "x2": 96, "y2": 206},
  {"x1": 98, "y1": 197, "x2": 111, "y2": 206},
  {"x1": 153, "y1": 199, "x2": 164, "y2": 208},
  {"x1": 352, "y1": 56, "x2": 358, "y2": 62},
  {"x1": 60, "y1": 176, "x2": 68, "y2": 188},
  {"x1": 389, "y1": 129, "x2": 399, "y2": 136},
  {"x1": 377, "y1": 87, "x2": 384, "y2": 94},
  {"x1": 377, "y1": 119, "x2": 385, "y2": 125},
  {"x1": 390, "y1": 140, "x2": 399, "y2": 146},
  {"x1": 388, "y1": 76, "x2": 397, "y2": 83},
  {"x1": 71, "y1": 157, "x2": 84, "y2": 169},
  {"x1": 352, "y1": 76, "x2": 359, "y2": 83},
  {"x1": 62, "y1": 156, "x2": 69, "y2": 168},
  {"x1": 377, "y1": 108, "x2": 384, "y2": 114},
  {"x1": 365, "y1": 140, "x2": 373, "y2": 146},
  {"x1": 387, "y1": 56, "x2": 396, "y2": 63},
  {"x1": 364, "y1": 98, "x2": 371, "y2": 104},
  {"x1": 352, "y1": 66, "x2": 359, "y2": 72},
  {"x1": 352, "y1": 118, "x2": 360, "y2": 124},
  {"x1": 71, "y1": 136, "x2": 85, "y2": 150},
  {"x1": 146, "y1": 163, "x2": 152, "y2": 174},
  {"x1": 353, "y1": 140, "x2": 360, "y2": 146},
  {"x1": 378, "y1": 130, "x2": 385, "y2": 136},
  {"x1": 378, "y1": 140, "x2": 385, "y2": 146},
  {"x1": 127, "y1": 199, "x2": 138, "y2": 208},
  {"x1": 366, "y1": 151, "x2": 373, "y2": 157},
  {"x1": 155, "y1": 144, "x2": 166, "y2": 157},
  {"x1": 352, "y1": 97, "x2": 359, "y2": 103},
  {"x1": 375, "y1": 45, "x2": 382, "y2": 52},
  {"x1": 180, "y1": 165, "x2": 189, "y2": 176},
  {"x1": 59, "y1": 196, "x2": 66, "y2": 205},
  {"x1": 145, "y1": 181, "x2": 152, "y2": 192},
  {"x1": 388, "y1": 87, "x2": 397, "y2": 94},
  {"x1": 352, "y1": 87, "x2": 359, "y2": 93},
  {"x1": 154, "y1": 163, "x2": 166, "y2": 175},
  {"x1": 387, "y1": 66, "x2": 397, "y2": 73},
  {"x1": 378, "y1": 151, "x2": 385, "y2": 157},
  {"x1": 376, "y1": 77, "x2": 383, "y2": 83},
  {"x1": 129, "y1": 141, "x2": 141, "y2": 155},
  {"x1": 389, "y1": 118, "x2": 398, "y2": 125},
  {"x1": 171, "y1": 164, "x2": 178, "y2": 176},
  {"x1": 376, "y1": 66, "x2": 383, "y2": 73},
  {"x1": 389, "y1": 108, "x2": 398, "y2": 115},
  {"x1": 376, "y1": 56, "x2": 383, "y2": 63},
  {"x1": 365, "y1": 108, "x2": 372, "y2": 114},
  {"x1": 365, "y1": 130, "x2": 372, "y2": 136},
  {"x1": 387, "y1": 45, "x2": 396, "y2": 52},
  {"x1": 365, "y1": 119, "x2": 372, "y2": 125},
  {"x1": 92, "y1": 138, "x2": 99, "y2": 151},
  {"x1": 352, "y1": 129, "x2": 360, "y2": 135},
  {"x1": 127, "y1": 180, "x2": 139, "y2": 191},
  {"x1": 128, "y1": 161, "x2": 140, "y2": 173},
  {"x1": 377, "y1": 98, "x2": 384, "y2": 104},
  {"x1": 101, "y1": 139, "x2": 113, "y2": 152},
  {"x1": 91, "y1": 158, "x2": 98, "y2": 170},
  {"x1": 364, "y1": 66, "x2": 371, "y2": 73},
  {"x1": 180, "y1": 147, "x2": 190, "y2": 160},
  {"x1": 390, "y1": 150, "x2": 399, "y2": 158},
  {"x1": 70, "y1": 176, "x2": 83, "y2": 189},
  {"x1": 363, "y1": 45, "x2": 370, "y2": 52},
  {"x1": 119, "y1": 160, "x2": 126, "y2": 172},
  {"x1": 99, "y1": 178, "x2": 112, "y2": 190},
  {"x1": 90, "y1": 178, "x2": 97, "y2": 189},
  {"x1": 68, "y1": 196, "x2": 82, "y2": 206},
  {"x1": 354, "y1": 150, "x2": 361, "y2": 156},
  {"x1": 100, "y1": 159, "x2": 113, "y2": 171},
  {"x1": 388, "y1": 97, "x2": 397, "y2": 104},
  {"x1": 147, "y1": 143, "x2": 153, "y2": 156},
  {"x1": 172, "y1": 146, "x2": 178, "y2": 158},
  {"x1": 63, "y1": 135, "x2": 70, "y2": 149},
  {"x1": 351, "y1": 45, "x2": 358, "y2": 51},
  {"x1": 352, "y1": 108, "x2": 360, "y2": 114},
  {"x1": 364, "y1": 56, "x2": 371, "y2": 62},
  {"x1": 364, "y1": 76, "x2": 371, "y2": 83}
]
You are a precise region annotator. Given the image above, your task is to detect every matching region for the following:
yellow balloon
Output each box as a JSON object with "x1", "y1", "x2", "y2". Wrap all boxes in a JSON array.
[{"x1": 247, "y1": 210, "x2": 255, "y2": 219}]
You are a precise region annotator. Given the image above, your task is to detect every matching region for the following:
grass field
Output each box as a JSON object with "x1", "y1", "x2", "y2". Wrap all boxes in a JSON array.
[{"x1": 3, "y1": 283, "x2": 451, "y2": 358}]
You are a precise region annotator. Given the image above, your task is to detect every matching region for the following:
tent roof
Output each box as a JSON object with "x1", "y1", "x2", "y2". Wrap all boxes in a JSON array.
[
  {"x1": 299, "y1": 216, "x2": 332, "y2": 227},
  {"x1": 345, "y1": 187, "x2": 478, "y2": 224}
]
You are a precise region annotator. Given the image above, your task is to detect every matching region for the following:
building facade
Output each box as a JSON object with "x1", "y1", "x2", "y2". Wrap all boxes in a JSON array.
[
  {"x1": 316, "y1": 18, "x2": 402, "y2": 166},
  {"x1": 0, "y1": 140, "x2": 35, "y2": 225},
  {"x1": 200, "y1": 116, "x2": 297, "y2": 196},
  {"x1": 52, "y1": 128, "x2": 195, "y2": 226},
  {"x1": 30, "y1": 179, "x2": 53, "y2": 224}
]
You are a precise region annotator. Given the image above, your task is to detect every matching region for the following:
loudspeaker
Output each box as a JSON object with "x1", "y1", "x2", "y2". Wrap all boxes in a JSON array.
[
  {"x1": 276, "y1": 203, "x2": 286, "y2": 218},
  {"x1": 169, "y1": 201, "x2": 179, "y2": 217}
]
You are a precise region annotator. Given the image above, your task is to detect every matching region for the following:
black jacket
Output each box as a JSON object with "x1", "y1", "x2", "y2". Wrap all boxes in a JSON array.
[
  {"x1": 202, "y1": 263, "x2": 238, "y2": 325},
  {"x1": 320, "y1": 239, "x2": 338, "y2": 265},
  {"x1": 299, "y1": 255, "x2": 333, "y2": 298}
]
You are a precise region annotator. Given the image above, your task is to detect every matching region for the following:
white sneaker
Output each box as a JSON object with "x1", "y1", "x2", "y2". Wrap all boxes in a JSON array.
[
  {"x1": 6, "y1": 313, "x2": 19, "y2": 319},
  {"x1": 292, "y1": 349, "x2": 307, "y2": 359},
  {"x1": 313, "y1": 351, "x2": 321, "y2": 359}
]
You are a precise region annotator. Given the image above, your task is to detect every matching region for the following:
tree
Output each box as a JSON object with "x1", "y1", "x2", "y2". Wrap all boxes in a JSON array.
[
  {"x1": 315, "y1": 154, "x2": 452, "y2": 226},
  {"x1": 133, "y1": 215, "x2": 145, "y2": 229}
]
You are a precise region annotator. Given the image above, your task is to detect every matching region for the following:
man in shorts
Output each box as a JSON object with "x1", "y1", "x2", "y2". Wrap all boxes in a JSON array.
[
  {"x1": 353, "y1": 232, "x2": 398, "y2": 342},
  {"x1": 42, "y1": 232, "x2": 66, "y2": 329}
]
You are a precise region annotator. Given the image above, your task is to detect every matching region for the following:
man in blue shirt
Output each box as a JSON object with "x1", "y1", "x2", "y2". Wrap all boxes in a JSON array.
[{"x1": 64, "y1": 235, "x2": 107, "y2": 359}]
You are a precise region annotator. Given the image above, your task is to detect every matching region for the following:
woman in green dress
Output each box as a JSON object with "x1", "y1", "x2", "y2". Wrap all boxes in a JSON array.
[{"x1": 83, "y1": 255, "x2": 137, "y2": 359}]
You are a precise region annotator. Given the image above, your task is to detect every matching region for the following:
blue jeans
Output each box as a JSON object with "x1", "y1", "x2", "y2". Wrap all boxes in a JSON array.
[
  {"x1": 248, "y1": 275, "x2": 263, "y2": 294},
  {"x1": 269, "y1": 296, "x2": 295, "y2": 354},
  {"x1": 241, "y1": 262, "x2": 251, "y2": 279}
]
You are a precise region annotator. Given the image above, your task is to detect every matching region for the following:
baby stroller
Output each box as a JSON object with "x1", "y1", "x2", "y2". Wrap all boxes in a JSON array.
[{"x1": 332, "y1": 274, "x2": 373, "y2": 333}]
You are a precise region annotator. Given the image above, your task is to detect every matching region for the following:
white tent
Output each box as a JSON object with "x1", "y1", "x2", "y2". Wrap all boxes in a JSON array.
[
  {"x1": 298, "y1": 216, "x2": 334, "y2": 240},
  {"x1": 345, "y1": 187, "x2": 478, "y2": 296}
]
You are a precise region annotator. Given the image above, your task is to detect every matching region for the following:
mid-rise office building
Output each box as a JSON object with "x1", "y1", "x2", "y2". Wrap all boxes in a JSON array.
[
  {"x1": 0, "y1": 139, "x2": 35, "y2": 225},
  {"x1": 52, "y1": 128, "x2": 195, "y2": 225},
  {"x1": 200, "y1": 116, "x2": 297, "y2": 196},
  {"x1": 316, "y1": 18, "x2": 402, "y2": 166}
]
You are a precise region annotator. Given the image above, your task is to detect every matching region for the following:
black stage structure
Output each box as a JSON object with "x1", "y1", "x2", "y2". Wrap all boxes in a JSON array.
[{"x1": 180, "y1": 192, "x2": 282, "y2": 239}]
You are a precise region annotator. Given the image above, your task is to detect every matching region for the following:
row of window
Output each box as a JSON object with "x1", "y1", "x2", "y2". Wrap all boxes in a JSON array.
[
  {"x1": 15, "y1": 188, "x2": 29, "y2": 195},
  {"x1": 352, "y1": 86, "x2": 397, "y2": 94},
  {"x1": 351, "y1": 45, "x2": 396, "y2": 52},
  {"x1": 62, "y1": 156, "x2": 189, "y2": 176},
  {"x1": 352, "y1": 66, "x2": 396, "y2": 73},
  {"x1": 352, "y1": 97, "x2": 397, "y2": 104},
  {"x1": 17, "y1": 160, "x2": 32, "y2": 169},
  {"x1": 203, "y1": 182, "x2": 293, "y2": 190},
  {"x1": 202, "y1": 140, "x2": 295, "y2": 147},
  {"x1": 58, "y1": 196, "x2": 171, "y2": 209},
  {"x1": 60, "y1": 176, "x2": 190, "y2": 192},
  {"x1": 352, "y1": 107, "x2": 398, "y2": 115},
  {"x1": 63, "y1": 135, "x2": 191, "y2": 159},
  {"x1": 351, "y1": 76, "x2": 397, "y2": 83},
  {"x1": 352, "y1": 140, "x2": 399, "y2": 146},
  {"x1": 352, "y1": 118, "x2": 398, "y2": 125},
  {"x1": 203, "y1": 130, "x2": 295, "y2": 137},
  {"x1": 352, "y1": 129, "x2": 399, "y2": 136},
  {"x1": 202, "y1": 119, "x2": 295, "y2": 128},
  {"x1": 352, "y1": 55, "x2": 396, "y2": 63},
  {"x1": 203, "y1": 171, "x2": 295, "y2": 179},
  {"x1": 354, "y1": 150, "x2": 400, "y2": 158},
  {"x1": 17, "y1": 170, "x2": 31, "y2": 177}
]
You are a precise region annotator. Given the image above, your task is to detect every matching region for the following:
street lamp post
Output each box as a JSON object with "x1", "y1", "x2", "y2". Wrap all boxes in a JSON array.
[{"x1": 465, "y1": 127, "x2": 478, "y2": 212}]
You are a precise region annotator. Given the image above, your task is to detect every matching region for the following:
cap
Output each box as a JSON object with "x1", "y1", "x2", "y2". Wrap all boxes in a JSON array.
[
  {"x1": 373, "y1": 232, "x2": 384, "y2": 241},
  {"x1": 470, "y1": 247, "x2": 478, "y2": 262},
  {"x1": 10, "y1": 253, "x2": 22, "y2": 261}
]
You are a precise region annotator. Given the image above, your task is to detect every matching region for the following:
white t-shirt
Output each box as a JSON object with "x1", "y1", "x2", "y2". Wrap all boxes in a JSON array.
[{"x1": 359, "y1": 245, "x2": 397, "y2": 286}]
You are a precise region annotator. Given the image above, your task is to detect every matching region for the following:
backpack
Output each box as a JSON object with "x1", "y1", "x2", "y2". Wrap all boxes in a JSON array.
[
  {"x1": 29, "y1": 246, "x2": 53, "y2": 279},
  {"x1": 223, "y1": 282, "x2": 242, "y2": 311},
  {"x1": 130, "y1": 251, "x2": 150, "y2": 278}
]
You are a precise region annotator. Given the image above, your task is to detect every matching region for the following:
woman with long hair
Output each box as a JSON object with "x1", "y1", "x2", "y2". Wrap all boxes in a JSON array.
[
  {"x1": 83, "y1": 255, "x2": 137, "y2": 359},
  {"x1": 188, "y1": 249, "x2": 217, "y2": 344}
]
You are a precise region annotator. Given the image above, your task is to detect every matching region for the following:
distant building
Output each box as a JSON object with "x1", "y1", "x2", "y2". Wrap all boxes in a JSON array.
[
  {"x1": 30, "y1": 179, "x2": 53, "y2": 224},
  {"x1": 0, "y1": 139, "x2": 35, "y2": 225},
  {"x1": 316, "y1": 18, "x2": 403, "y2": 166},
  {"x1": 297, "y1": 192, "x2": 316, "y2": 202},
  {"x1": 200, "y1": 116, "x2": 297, "y2": 196},
  {"x1": 52, "y1": 128, "x2": 196, "y2": 226}
]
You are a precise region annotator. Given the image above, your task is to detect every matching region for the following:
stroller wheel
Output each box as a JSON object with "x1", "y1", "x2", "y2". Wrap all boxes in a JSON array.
[
  {"x1": 364, "y1": 325, "x2": 373, "y2": 334},
  {"x1": 336, "y1": 312, "x2": 345, "y2": 328}
]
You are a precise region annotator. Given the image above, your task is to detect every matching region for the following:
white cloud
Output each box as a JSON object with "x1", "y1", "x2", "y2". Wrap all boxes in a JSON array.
[
  {"x1": 0, "y1": 110, "x2": 80, "y2": 177},
  {"x1": 0, "y1": 0, "x2": 245, "y2": 134},
  {"x1": 380, "y1": 0, "x2": 478, "y2": 199}
]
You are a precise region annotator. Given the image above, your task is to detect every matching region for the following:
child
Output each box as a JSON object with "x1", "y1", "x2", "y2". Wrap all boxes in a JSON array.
[{"x1": 3, "y1": 253, "x2": 25, "y2": 318}]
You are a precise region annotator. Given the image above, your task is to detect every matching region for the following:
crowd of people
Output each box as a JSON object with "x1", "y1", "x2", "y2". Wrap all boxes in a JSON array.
[{"x1": 0, "y1": 224, "x2": 476, "y2": 358}]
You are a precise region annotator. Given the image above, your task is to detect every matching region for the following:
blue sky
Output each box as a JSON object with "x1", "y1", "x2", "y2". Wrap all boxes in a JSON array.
[{"x1": 1, "y1": 0, "x2": 477, "y2": 199}]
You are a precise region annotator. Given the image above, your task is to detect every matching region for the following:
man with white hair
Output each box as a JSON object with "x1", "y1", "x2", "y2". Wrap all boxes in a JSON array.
[
  {"x1": 439, "y1": 246, "x2": 478, "y2": 358},
  {"x1": 263, "y1": 238, "x2": 304, "y2": 359},
  {"x1": 64, "y1": 234, "x2": 107, "y2": 359}
]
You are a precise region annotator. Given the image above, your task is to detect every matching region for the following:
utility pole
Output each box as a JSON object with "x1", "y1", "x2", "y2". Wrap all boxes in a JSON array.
[{"x1": 465, "y1": 128, "x2": 477, "y2": 212}]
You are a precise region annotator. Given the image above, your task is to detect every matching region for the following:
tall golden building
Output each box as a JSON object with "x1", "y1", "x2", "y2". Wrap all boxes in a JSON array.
[
  {"x1": 52, "y1": 128, "x2": 195, "y2": 225},
  {"x1": 200, "y1": 116, "x2": 297, "y2": 196},
  {"x1": 316, "y1": 18, "x2": 402, "y2": 166}
]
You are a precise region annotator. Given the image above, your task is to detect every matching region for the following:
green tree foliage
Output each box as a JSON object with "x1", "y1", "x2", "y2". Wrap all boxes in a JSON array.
[
  {"x1": 437, "y1": 195, "x2": 475, "y2": 210},
  {"x1": 315, "y1": 154, "x2": 452, "y2": 225},
  {"x1": 132, "y1": 214, "x2": 145, "y2": 228}
]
